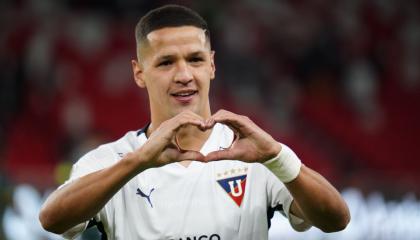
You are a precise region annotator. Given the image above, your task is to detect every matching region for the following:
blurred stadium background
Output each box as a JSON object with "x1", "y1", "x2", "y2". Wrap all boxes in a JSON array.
[{"x1": 1, "y1": 0, "x2": 420, "y2": 239}]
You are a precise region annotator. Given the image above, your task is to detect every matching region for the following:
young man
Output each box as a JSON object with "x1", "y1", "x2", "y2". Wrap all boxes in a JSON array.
[{"x1": 40, "y1": 5, "x2": 350, "y2": 240}]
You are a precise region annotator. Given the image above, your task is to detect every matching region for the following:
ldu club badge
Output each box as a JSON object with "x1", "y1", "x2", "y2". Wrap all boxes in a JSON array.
[{"x1": 217, "y1": 169, "x2": 248, "y2": 207}]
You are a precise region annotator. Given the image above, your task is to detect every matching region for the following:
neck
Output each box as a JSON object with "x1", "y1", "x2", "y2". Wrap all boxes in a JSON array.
[
  {"x1": 176, "y1": 125, "x2": 212, "y2": 151},
  {"x1": 147, "y1": 108, "x2": 212, "y2": 167}
]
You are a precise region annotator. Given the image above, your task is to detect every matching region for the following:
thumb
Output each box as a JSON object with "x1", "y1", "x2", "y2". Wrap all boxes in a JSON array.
[
  {"x1": 178, "y1": 151, "x2": 205, "y2": 162},
  {"x1": 204, "y1": 149, "x2": 236, "y2": 162}
]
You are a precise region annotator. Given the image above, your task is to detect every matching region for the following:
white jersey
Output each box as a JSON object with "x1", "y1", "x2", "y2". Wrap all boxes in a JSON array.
[{"x1": 61, "y1": 123, "x2": 309, "y2": 240}]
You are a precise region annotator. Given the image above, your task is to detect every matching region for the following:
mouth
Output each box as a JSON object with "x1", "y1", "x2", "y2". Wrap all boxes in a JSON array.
[{"x1": 170, "y1": 90, "x2": 198, "y2": 104}]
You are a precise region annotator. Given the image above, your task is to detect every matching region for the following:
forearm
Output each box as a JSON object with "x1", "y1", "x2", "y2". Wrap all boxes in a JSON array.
[
  {"x1": 39, "y1": 154, "x2": 144, "y2": 234},
  {"x1": 286, "y1": 165, "x2": 350, "y2": 232},
  {"x1": 264, "y1": 143, "x2": 350, "y2": 232}
]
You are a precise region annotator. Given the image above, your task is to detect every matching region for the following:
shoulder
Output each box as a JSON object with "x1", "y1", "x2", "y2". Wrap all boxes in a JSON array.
[
  {"x1": 72, "y1": 130, "x2": 144, "y2": 175},
  {"x1": 104, "y1": 130, "x2": 145, "y2": 158}
]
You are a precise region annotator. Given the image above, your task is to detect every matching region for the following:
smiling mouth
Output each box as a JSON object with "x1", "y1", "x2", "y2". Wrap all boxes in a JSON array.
[
  {"x1": 171, "y1": 91, "x2": 197, "y2": 97},
  {"x1": 170, "y1": 90, "x2": 198, "y2": 97},
  {"x1": 170, "y1": 90, "x2": 198, "y2": 103},
  {"x1": 171, "y1": 90, "x2": 198, "y2": 97}
]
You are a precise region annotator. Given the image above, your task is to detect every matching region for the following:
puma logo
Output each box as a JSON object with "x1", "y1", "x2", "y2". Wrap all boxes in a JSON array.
[{"x1": 136, "y1": 187, "x2": 155, "y2": 208}]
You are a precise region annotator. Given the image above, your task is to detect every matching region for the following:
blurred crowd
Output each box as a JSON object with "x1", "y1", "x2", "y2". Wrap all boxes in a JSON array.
[
  {"x1": 0, "y1": 0, "x2": 419, "y2": 239},
  {"x1": 269, "y1": 188, "x2": 420, "y2": 240},
  {"x1": 4, "y1": 185, "x2": 420, "y2": 240}
]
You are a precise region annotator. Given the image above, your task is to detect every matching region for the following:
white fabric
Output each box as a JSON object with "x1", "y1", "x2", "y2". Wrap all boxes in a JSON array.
[
  {"x1": 60, "y1": 123, "x2": 309, "y2": 240},
  {"x1": 263, "y1": 144, "x2": 302, "y2": 183}
]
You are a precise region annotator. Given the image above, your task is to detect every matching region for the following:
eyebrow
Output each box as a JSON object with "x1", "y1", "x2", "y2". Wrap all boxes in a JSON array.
[
  {"x1": 156, "y1": 55, "x2": 174, "y2": 62},
  {"x1": 188, "y1": 51, "x2": 205, "y2": 57},
  {"x1": 155, "y1": 51, "x2": 206, "y2": 62}
]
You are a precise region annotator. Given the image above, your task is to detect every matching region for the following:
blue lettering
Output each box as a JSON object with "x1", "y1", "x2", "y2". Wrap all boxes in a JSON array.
[
  {"x1": 172, "y1": 234, "x2": 220, "y2": 240},
  {"x1": 209, "y1": 234, "x2": 220, "y2": 240}
]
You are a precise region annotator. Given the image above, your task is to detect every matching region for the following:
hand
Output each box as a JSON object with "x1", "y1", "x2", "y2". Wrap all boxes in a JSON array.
[
  {"x1": 130, "y1": 110, "x2": 207, "y2": 169},
  {"x1": 204, "y1": 109, "x2": 281, "y2": 163}
]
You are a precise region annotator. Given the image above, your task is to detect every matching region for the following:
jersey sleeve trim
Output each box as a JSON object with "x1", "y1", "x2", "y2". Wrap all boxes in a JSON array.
[
  {"x1": 87, "y1": 218, "x2": 108, "y2": 240},
  {"x1": 61, "y1": 221, "x2": 89, "y2": 240},
  {"x1": 285, "y1": 199, "x2": 312, "y2": 232}
]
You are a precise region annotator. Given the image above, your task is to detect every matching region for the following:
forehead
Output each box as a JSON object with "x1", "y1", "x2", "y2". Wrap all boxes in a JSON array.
[{"x1": 145, "y1": 26, "x2": 208, "y2": 56}]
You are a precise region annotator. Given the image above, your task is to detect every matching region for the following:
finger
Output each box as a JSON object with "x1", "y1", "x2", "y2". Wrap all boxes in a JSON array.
[
  {"x1": 150, "y1": 114, "x2": 204, "y2": 142},
  {"x1": 173, "y1": 114, "x2": 206, "y2": 132},
  {"x1": 209, "y1": 110, "x2": 251, "y2": 134},
  {"x1": 177, "y1": 150, "x2": 205, "y2": 162},
  {"x1": 175, "y1": 118, "x2": 204, "y2": 131},
  {"x1": 176, "y1": 110, "x2": 205, "y2": 123},
  {"x1": 204, "y1": 149, "x2": 237, "y2": 162},
  {"x1": 230, "y1": 131, "x2": 239, "y2": 148},
  {"x1": 185, "y1": 111, "x2": 210, "y2": 130},
  {"x1": 202, "y1": 117, "x2": 214, "y2": 128}
]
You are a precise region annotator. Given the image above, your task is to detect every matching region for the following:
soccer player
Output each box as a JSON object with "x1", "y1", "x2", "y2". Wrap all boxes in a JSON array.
[{"x1": 39, "y1": 5, "x2": 350, "y2": 240}]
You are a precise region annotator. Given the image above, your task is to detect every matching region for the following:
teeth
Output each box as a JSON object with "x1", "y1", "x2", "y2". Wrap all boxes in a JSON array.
[{"x1": 173, "y1": 91, "x2": 195, "y2": 96}]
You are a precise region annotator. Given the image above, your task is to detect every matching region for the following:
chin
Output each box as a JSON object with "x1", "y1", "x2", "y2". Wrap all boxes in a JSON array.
[{"x1": 172, "y1": 105, "x2": 199, "y2": 116}]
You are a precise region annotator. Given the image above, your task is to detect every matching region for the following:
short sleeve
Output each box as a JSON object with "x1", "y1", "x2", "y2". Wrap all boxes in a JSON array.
[
  {"x1": 60, "y1": 145, "x2": 117, "y2": 187},
  {"x1": 58, "y1": 145, "x2": 115, "y2": 239},
  {"x1": 266, "y1": 168, "x2": 311, "y2": 232}
]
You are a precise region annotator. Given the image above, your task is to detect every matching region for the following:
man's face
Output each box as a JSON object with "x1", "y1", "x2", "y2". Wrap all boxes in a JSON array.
[{"x1": 132, "y1": 26, "x2": 215, "y2": 121}]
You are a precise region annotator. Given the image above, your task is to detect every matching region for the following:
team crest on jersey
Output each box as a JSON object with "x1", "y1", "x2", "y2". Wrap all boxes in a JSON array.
[{"x1": 216, "y1": 167, "x2": 248, "y2": 207}]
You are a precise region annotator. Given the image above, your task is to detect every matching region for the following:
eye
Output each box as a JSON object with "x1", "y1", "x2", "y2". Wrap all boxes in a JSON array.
[
  {"x1": 157, "y1": 60, "x2": 172, "y2": 67},
  {"x1": 189, "y1": 57, "x2": 204, "y2": 63}
]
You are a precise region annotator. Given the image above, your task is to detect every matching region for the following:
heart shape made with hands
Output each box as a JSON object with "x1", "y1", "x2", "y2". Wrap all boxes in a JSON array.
[{"x1": 174, "y1": 121, "x2": 239, "y2": 154}]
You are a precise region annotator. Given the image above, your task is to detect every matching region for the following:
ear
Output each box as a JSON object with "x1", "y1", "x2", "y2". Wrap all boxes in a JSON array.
[
  {"x1": 210, "y1": 50, "x2": 216, "y2": 80},
  {"x1": 132, "y1": 59, "x2": 146, "y2": 88}
]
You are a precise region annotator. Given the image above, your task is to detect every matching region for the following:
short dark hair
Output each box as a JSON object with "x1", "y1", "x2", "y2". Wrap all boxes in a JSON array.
[{"x1": 135, "y1": 4, "x2": 210, "y2": 52}]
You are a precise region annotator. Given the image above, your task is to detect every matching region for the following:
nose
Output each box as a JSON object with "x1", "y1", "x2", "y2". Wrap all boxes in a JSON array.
[{"x1": 174, "y1": 61, "x2": 193, "y2": 84}]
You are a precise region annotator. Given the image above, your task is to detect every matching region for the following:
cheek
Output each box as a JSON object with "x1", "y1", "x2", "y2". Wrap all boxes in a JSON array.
[
  {"x1": 200, "y1": 69, "x2": 212, "y2": 90},
  {"x1": 195, "y1": 66, "x2": 212, "y2": 82},
  {"x1": 147, "y1": 73, "x2": 168, "y2": 94}
]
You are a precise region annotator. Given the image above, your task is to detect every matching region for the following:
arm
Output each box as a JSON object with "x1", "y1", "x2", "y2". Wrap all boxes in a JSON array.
[
  {"x1": 264, "y1": 143, "x2": 350, "y2": 232},
  {"x1": 39, "y1": 157, "x2": 143, "y2": 234},
  {"x1": 286, "y1": 164, "x2": 350, "y2": 232},
  {"x1": 39, "y1": 111, "x2": 206, "y2": 234},
  {"x1": 204, "y1": 109, "x2": 350, "y2": 232}
]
